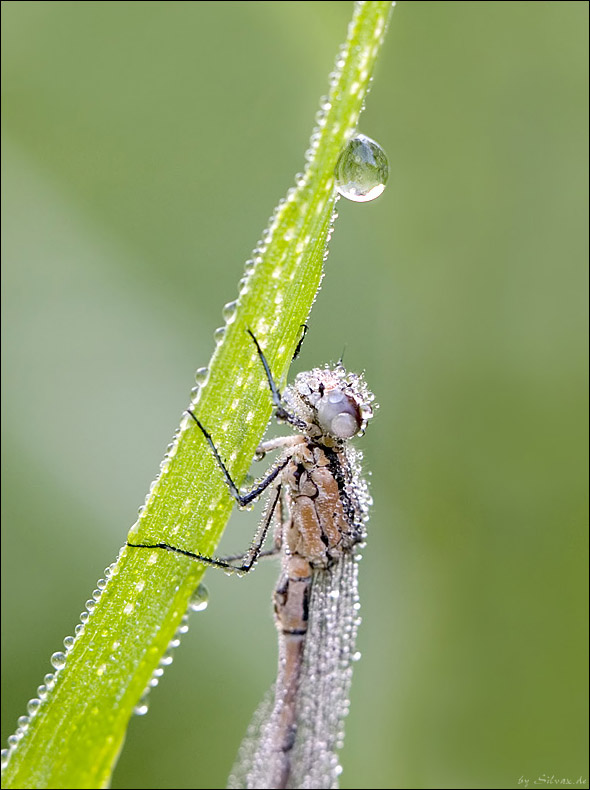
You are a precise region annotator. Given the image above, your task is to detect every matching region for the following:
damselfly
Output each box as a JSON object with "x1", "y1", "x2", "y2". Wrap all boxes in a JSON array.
[{"x1": 129, "y1": 330, "x2": 375, "y2": 789}]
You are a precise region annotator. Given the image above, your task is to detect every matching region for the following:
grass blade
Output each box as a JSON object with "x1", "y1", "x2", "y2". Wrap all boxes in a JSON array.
[{"x1": 1, "y1": 3, "x2": 394, "y2": 787}]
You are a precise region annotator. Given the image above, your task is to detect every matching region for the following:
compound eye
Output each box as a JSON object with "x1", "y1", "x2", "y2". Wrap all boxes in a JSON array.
[{"x1": 316, "y1": 388, "x2": 361, "y2": 439}]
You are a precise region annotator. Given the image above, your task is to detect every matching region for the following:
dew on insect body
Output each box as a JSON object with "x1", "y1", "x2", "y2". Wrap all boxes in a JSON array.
[
  {"x1": 188, "y1": 583, "x2": 209, "y2": 612},
  {"x1": 335, "y1": 134, "x2": 389, "y2": 202}
]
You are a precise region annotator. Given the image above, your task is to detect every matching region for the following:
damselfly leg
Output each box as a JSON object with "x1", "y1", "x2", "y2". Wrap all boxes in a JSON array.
[{"x1": 127, "y1": 330, "x2": 304, "y2": 571}]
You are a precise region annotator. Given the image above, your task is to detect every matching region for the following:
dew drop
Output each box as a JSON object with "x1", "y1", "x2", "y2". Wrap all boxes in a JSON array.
[
  {"x1": 188, "y1": 583, "x2": 209, "y2": 612},
  {"x1": 27, "y1": 698, "x2": 41, "y2": 716},
  {"x1": 7, "y1": 735, "x2": 19, "y2": 748},
  {"x1": 63, "y1": 636, "x2": 75, "y2": 651},
  {"x1": 222, "y1": 300, "x2": 238, "y2": 324},
  {"x1": 17, "y1": 715, "x2": 30, "y2": 729},
  {"x1": 44, "y1": 673, "x2": 55, "y2": 688},
  {"x1": 85, "y1": 599, "x2": 96, "y2": 612},
  {"x1": 97, "y1": 578, "x2": 107, "y2": 590},
  {"x1": 1, "y1": 749, "x2": 10, "y2": 768},
  {"x1": 37, "y1": 684, "x2": 48, "y2": 700},
  {"x1": 335, "y1": 134, "x2": 389, "y2": 202},
  {"x1": 195, "y1": 367, "x2": 209, "y2": 386},
  {"x1": 51, "y1": 652, "x2": 67, "y2": 670},
  {"x1": 214, "y1": 326, "x2": 226, "y2": 345},
  {"x1": 134, "y1": 699, "x2": 150, "y2": 716}
]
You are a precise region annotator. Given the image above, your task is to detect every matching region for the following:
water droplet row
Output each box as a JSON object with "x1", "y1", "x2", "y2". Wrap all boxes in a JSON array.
[{"x1": 133, "y1": 583, "x2": 209, "y2": 716}]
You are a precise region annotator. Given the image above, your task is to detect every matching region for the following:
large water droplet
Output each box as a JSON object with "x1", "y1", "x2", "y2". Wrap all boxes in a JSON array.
[
  {"x1": 188, "y1": 583, "x2": 209, "y2": 612},
  {"x1": 335, "y1": 134, "x2": 389, "y2": 202}
]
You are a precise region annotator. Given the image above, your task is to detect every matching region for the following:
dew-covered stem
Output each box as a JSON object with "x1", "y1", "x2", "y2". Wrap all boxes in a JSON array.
[{"x1": 1, "y1": 3, "x2": 394, "y2": 788}]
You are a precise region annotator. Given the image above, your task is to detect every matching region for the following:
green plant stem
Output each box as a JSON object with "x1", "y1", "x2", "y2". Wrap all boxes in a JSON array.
[{"x1": 1, "y1": 3, "x2": 394, "y2": 787}]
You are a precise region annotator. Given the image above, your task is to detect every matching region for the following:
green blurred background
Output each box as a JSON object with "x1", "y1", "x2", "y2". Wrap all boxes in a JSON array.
[{"x1": 2, "y1": 2, "x2": 588, "y2": 788}]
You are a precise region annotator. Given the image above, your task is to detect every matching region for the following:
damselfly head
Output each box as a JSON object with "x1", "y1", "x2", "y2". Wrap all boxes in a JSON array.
[{"x1": 287, "y1": 366, "x2": 375, "y2": 441}]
